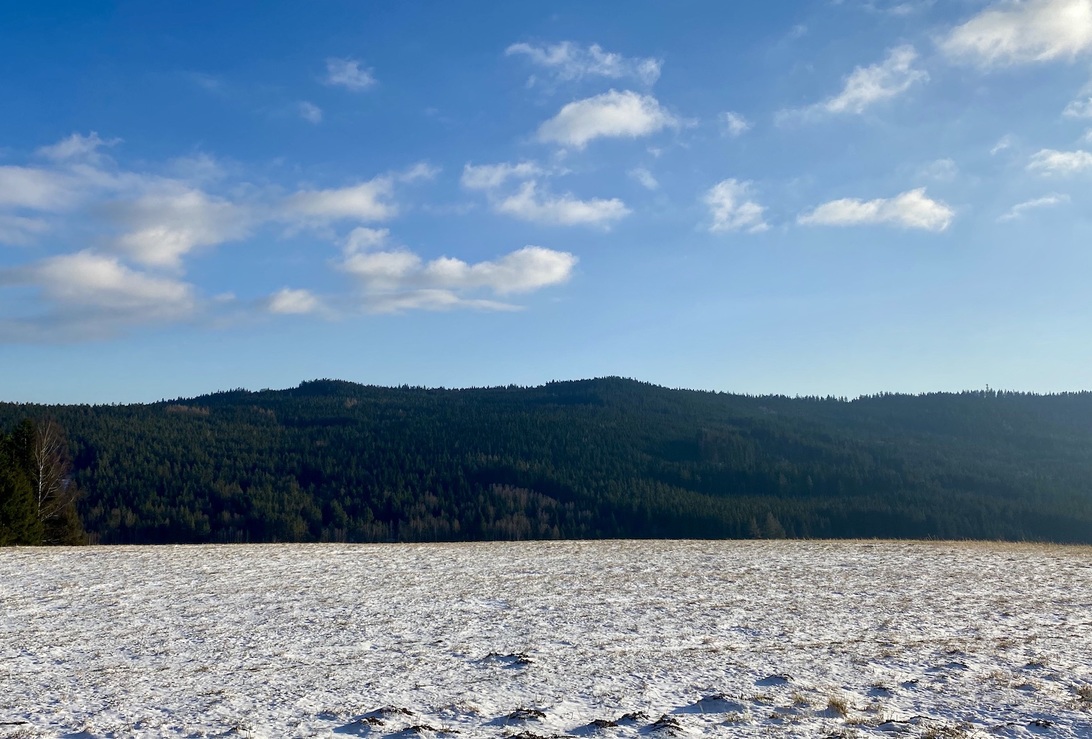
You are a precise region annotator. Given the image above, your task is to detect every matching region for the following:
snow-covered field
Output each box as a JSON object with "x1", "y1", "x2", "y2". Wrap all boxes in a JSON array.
[{"x1": 2, "y1": 541, "x2": 1091, "y2": 738}]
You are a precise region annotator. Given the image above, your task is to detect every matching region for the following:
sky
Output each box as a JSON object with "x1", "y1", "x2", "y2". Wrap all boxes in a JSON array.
[{"x1": 2, "y1": 0, "x2": 1092, "y2": 404}]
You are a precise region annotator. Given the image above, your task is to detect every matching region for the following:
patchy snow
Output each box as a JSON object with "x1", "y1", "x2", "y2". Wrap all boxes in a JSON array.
[{"x1": 1, "y1": 540, "x2": 1091, "y2": 738}]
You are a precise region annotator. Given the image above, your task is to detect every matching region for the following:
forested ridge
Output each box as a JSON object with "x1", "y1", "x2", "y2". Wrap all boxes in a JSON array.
[{"x1": 2, "y1": 377, "x2": 1092, "y2": 545}]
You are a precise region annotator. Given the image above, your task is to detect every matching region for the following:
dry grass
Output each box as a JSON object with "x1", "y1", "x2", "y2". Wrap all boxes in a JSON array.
[{"x1": 826, "y1": 694, "x2": 851, "y2": 718}]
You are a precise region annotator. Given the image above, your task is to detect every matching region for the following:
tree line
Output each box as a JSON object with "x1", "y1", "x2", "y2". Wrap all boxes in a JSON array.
[{"x1": 1, "y1": 377, "x2": 1091, "y2": 545}]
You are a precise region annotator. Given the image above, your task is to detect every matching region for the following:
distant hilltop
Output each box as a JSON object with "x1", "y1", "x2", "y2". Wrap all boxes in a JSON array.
[{"x1": 3, "y1": 377, "x2": 1092, "y2": 545}]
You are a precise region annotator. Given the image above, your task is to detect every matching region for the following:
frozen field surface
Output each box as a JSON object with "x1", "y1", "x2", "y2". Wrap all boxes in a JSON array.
[{"x1": 2, "y1": 540, "x2": 1091, "y2": 738}]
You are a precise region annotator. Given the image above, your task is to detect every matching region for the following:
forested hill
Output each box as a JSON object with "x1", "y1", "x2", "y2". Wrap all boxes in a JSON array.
[{"x1": 3, "y1": 377, "x2": 1092, "y2": 545}]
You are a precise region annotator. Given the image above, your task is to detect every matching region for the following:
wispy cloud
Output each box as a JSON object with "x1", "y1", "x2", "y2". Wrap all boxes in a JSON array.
[
  {"x1": 628, "y1": 167, "x2": 659, "y2": 190},
  {"x1": 325, "y1": 57, "x2": 376, "y2": 91},
  {"x1": 780, "y1": 45, "x2": 927, "y2": 121},
  {"x1": 0, "y1": 134, "x2": 462, "y2": 338},
  {"x1": 506, "y1": 41, "x2": 661, "y2": 86},
  {"x1": 0, "y1": 214, "x2": 49, "y2": 246},
  {"x1": 340, "y1": 244, "x2": 578, "y2": 312},
  {"x1": 991, "y1": 134, "x2": 1016, "y2": 155},
  {"x1": 35, "y1": 132, "x2": 116, "y2": 163},
  {"x1": 461, "y1": 161, "x2": 543, "y2": 190},
  {"x1": 0, "y1": 250, "x2": 199, "y2": 341},
  {"x1": 998, "y1": 193, "x2": 1070, "y2": 220},
  {"x1": 919, "y1": 158, "x2": 958, "y2": 181},
  {"x1": 1064, "y1": 96, "x2": 1092, "y2": 117},
  {"x1": 495, "y1": 182, "x2": 630, "y2": 227},
  {"x1": 798, "y1": 187, "x2": 954, "y2": 231},
  {"x1": 1027, "y1": 148, "x2": 1092, "y2": 173},
  {"x1": 298, "y1": 101, "x2": 323, "y2": 124},
  {"x1": 704, "y1": 179, "x2": 769, "y2": 234},
  {"x1": 282, "y1": 178, "x2": 397, "y2": 222},
  {"x1": 105, "y1": 186, "x2": 254, "y2": 269},
  {"x1": 720, "y1": 112, "x2": 752, "y2": 137},
  {"x1": 940, "y1": 0, "x2": 1092, "y2": 66},
  {"x1": 0, "y1": 165, "x2": 83, "y2": 211},
  {"x1": 267, "y1": 288, "x2": 321, "y2": 315},
  {"x1": 537, "y1": 90, "x2": 679, "y2": 149}
]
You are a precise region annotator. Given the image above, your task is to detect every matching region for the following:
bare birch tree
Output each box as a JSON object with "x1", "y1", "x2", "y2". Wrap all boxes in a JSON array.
[{"x1": 31, "y1": 419, "x2": 83, "y2": 544}]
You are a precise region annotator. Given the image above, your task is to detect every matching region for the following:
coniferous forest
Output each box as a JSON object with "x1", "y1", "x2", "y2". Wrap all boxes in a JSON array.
[{"x1": 2, "y1": 377, "x2": 1092, "y2": 545}]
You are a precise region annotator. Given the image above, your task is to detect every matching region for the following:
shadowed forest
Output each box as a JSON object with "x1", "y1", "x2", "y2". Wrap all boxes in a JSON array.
[{"x1": 3, "y1": 377, "x2": 1092, "y2": 545}]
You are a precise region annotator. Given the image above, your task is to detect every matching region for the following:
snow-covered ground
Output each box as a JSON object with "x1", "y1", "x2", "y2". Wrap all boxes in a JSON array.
[{"x1": 2, "y1": 540, "x2": 1091, "y2": 738}]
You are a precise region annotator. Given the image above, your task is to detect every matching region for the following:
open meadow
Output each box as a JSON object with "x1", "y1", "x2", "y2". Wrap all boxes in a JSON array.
[{"x1": 2, "y1": 541, "x2": 1091, "y2": 738}]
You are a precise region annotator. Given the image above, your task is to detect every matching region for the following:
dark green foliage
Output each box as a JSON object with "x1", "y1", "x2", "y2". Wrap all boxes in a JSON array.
[
  {"x1": 1, "y1": 378, "x2": 1091, "y2": 545},
  {"x1": 0, "y1": 418, "x2": 86, "y2": 546}
]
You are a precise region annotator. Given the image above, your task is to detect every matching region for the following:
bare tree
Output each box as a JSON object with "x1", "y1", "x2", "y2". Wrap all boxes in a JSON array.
[{"x1": 30, "y1": 419, "x2": 83, "y2": 544}]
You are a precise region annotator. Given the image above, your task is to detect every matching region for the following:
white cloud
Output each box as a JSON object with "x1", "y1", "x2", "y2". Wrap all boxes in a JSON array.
[
  {"x1": 0, "y1": 250, "x2": 200, "y2": 340},
  {"x1": 344, "y1": 226, "x2": 391, "y2": 254},
  {"x1": 786, "y1": 45, "x2": 927, "y2": 119},
  {"x1": 36, "y1": 132, "x2": 115, "y2": 162},
  {"x1": 1027, "y1": 147, "x2": 1092, "y2": 173},
  {"x1": 704, "y1": 179, "x2": 769, "y2": 234},
  {"x1": 991, "y1": 134, "x2": 1016, "y2": 155},
  {"x1": 420, "y1": 246, "x2": 577, "y2": 295},
  {"x1": 798, "y1": 187, "x2": 954, "y2": 231},
  {"x1": 720, "y1": 112, "x2": 752, "y2": 137},
  {"x1": 268, "y1": 288, "x2": 320, "y2": 314},
  {"x1": 340, "y1": 244, "x2": 577, "y2": 312},
  {"x1": 941, "y1": 0, "x2": 1092, "y2": 66},
  {"x1": 15, "y1": 250, "x2": 196, "y2": 318},
  {"x1": 628, "y1": 167, "x2": 659, "y2": 190},
  {"x1": 537, "y1": 90, "x2": 679, "y2": 148},
  {"x1": 366, "y1": 290, "x2": 518, "y2": 313},
  {"x1": 106, "y1": 187, "x2": 253, "y2": 269},
  {"x1": 998, "y1": 193, "x2": 1070, "y2": 220},
  {"x1": 325, "y1": 57, "x2": 376, "y2": 90},
  {"x1": 397, "y1": 162, "x2": 441, "y2": 183},
  {"x1": 0, "y1": 214, "x2": 49, "y2": 245},
  {"x1": 920, "y1": 158, "x2": 958, "y2": 180},
  {"x1": 461, "y1": 161, "x2": 543, "y2": 190},
  {"x1": 1064, "y1": 96, "x2": 1092, "y2": 117},
  {"x1": 299, "y1": 102, "x2": 323, "y2": 124},
  {"x1": 283, "y1": 178, "x2": 396, "y2": 221},
  {"x1": 505, "y1": 41, "x2": 661, "y2": 85},
  {"x1": 494, "y1": 181, "x2": 630, "y2": 226},
  {"x1": 0, "y1": 166, "x2": 80, "y2": 211}
]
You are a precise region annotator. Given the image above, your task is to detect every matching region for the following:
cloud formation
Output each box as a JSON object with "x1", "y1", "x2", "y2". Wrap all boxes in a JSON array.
[
  {"x1": 268, "y1": 288, "x2": 320, "y2": 314},
  {"x1": 298, "y1": 102, "x2": 323, "y2": 124},
  {"x1": 283, "y1": 178, "x2": 397, "y2": 222},
  {"x1": 628, "y1": 167, "x2": 659, "y2": 190},
  {"x1": 0, "y1": 165, "x2": 82, "y2": 211},
  {"x1": 106, "y1": 187, "x2": 253, "y2": 269},
  {"x1": 999, "y1": 193, "x2": 1070, "y2": 220},
  {"x1": 537, "y1": 90, "x2": 679, "y2": 148},
  {"x1": 340, "y1": 244, "x2": 578, "y2": 312},
  {"x1": 0, "y1": 214, "x2": 49, "y2": 246},
  {"x1": 461, "y1": 162, "x2": 543, "y2": 190},
  {"x1": 506, "y1": 41, "x2": 661, "y2": 86},
  {"x1": 720, "y1": 112, "x2": 752, "y2": 137},
  {"x1": 798, "y1": 187, "x2": 954, "y2": 231},
  {"x1": 1027, "y1": 148, "x2": 1092, "y2": 173},
  {"x1": 0, "y1": 250, "x2": 199, "y2": 340},
  {"x1": 35, "y1": 132, "x2": 115, "y2": 162},
  {"x1": 785, "y1": 45, "x2": 927, "y2": 119},
  {"x1": 325, "y1": 57, "x2": 376, "y2": 90},
  {"x1": 495, "y1": 182, "x2": 630, "y2": 226},
  {"x1": 1064, "y1": 96, "x2": 1092, "y2": 117},
  {"x1": 704, "y1": 179, "x2": 769, "y2": 233},
  {"x1": 940, "y1": 0, "x2": 1092, "y2": 66}
]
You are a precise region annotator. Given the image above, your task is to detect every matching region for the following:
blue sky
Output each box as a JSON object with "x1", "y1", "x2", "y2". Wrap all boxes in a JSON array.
[{"x1": 2, "y1": 0, "x2": 1092, "y2": 403}]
